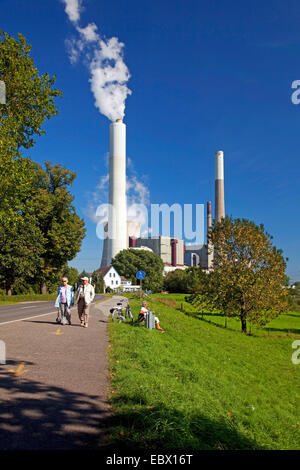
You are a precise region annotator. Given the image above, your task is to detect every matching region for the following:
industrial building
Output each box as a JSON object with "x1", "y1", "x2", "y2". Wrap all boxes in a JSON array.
[
  {"x1": 132, "y1": 236, "x2": 185, "y2": 272},
  {"x1": 100, "y1": 119, "x2": 225, "y2": 272}
]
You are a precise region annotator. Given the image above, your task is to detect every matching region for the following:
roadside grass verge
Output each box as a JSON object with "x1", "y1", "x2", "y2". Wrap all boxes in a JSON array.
[
  {"x1": 104, "y1": 295, "x2": 300, "y2": 451},
  {"x1": 0, "y1": 294, "x2": 57, "y2": 305}
]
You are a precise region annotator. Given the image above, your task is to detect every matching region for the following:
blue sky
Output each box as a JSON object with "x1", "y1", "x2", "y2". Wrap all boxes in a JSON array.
[{"x1": 1, "y1": 0, "x2": 300, "y2": 282}]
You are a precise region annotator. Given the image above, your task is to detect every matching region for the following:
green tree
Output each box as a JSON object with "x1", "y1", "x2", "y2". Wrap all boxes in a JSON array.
[
  {"x1": 32, "y1": 161, "x2": 86, "y2": 293},
  {"x1": 91, "y1": 271, "x2": 104, "y2": 293},
  {"x1": 0, "y1": 30, "x2": 61, "y2": 154},
  {"x1": 0, "y1": 31, "x2": 65, "y2": 294},
  {"x1": 289, "y1": 282, "x2": 300, "y2": 311},
  {"x1": 112, "y1": 249, "x2": 164, "y2": 293},
  {"x1": 78, "y1": 270, "x2": 89, "y2": 285},
  {"x1": 164, "y1": 269, "x2": 189, "y2": 293},
  {"x1": 192, "y1": 217, "x2": 289, "y2": 333},
  {"x1": 0, "y1": 156, "x2": 45, "y2": 294},
  {"x1": 185, "y1": 266, "x2": 209, "y2": 293},
  {"x1": 62, "y1": 266, "x2": 79, "y2": 288},
  {"x1": 0, "y1": 157, "x2": 85, "y2": 294},
  {"x1": 163, "y1": 267, "x2": 209, "y2": 294}
]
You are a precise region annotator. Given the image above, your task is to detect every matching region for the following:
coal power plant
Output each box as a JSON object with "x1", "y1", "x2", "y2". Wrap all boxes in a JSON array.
[{"x1": 100, "y1": 119, "x2": 226, "y2": 272}]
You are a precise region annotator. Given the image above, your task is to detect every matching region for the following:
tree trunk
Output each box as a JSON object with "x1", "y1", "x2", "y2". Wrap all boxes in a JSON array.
[
  {"x1": 241, "y1": 310, "x2": 247, "y2": 334},
  {"x1": 40, "y1": 282, "x2": 47, "y2": 295},
  {"x1": 5, "y1": 280, "x2": 12, "y2": 296},
  {"x1": 5, "y1": 279, "x2": 12, "y2": 295}
]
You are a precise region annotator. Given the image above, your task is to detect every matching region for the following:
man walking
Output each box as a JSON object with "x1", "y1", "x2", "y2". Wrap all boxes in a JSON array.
[{"x1": 75, "y1": 277, "x2": 95, "y2": 328}]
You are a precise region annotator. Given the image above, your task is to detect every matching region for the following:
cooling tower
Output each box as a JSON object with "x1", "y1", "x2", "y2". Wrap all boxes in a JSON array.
[{"x1": 214, "y1": 151, "x2": 225, "y2": 223}]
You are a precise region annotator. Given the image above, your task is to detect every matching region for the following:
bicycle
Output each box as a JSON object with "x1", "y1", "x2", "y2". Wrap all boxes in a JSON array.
[
  {"x1": 124, "y1": 302, "x2": 133, "y2": 324},
  {"x1": 111, "y1": 301, "x2": 133, "y2": 324}
]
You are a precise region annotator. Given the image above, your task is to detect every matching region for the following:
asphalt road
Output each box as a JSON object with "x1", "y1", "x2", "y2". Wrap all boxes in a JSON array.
[
  {"x1": 0, "y1": 294, "x2": 126, "y2": 450},
  {"x1": 0, "y1": 294, "x2": 105, "y2": 324}
]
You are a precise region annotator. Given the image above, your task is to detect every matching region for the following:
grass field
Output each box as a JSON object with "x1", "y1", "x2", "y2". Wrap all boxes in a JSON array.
[
  {"x1": 104, "y1": 293, "x2": 300, "y2": 451},
  {"x1": 164, "y1": 293, "x2": 300, "y2": 338}
]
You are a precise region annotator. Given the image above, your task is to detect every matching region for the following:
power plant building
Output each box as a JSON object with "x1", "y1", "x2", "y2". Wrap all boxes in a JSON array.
[
  {"x1": 100, "y1": 118, "x2": 225, "y2": 272},
  {"x1": 132, "y1": 236, "x2": 185, "y2": 270}
]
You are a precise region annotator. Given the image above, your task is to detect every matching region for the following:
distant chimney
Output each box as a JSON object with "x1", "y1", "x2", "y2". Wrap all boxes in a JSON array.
[
  {"x1": 171, "y1": 239, "x2": 178, "y2": 267},
  {"x1": 207, "y1": 201, "x2": 212, "y2": 244},
  {"x1": 129, "y1": 236, "x2": 136, "y2": 248},
  {"x1": 214, "y1": 151, "x2": 225, "y2": 223}
]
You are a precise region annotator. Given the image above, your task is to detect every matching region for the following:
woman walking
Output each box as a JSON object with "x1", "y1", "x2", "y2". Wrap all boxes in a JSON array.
[{"x1": 54, "y1": 277, "x2": 74, "y2": 325}]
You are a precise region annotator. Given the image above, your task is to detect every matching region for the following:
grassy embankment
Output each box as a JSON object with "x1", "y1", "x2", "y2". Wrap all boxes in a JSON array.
[{"x1": 104, "y1": 293, "x2": 300, "y2": 451}]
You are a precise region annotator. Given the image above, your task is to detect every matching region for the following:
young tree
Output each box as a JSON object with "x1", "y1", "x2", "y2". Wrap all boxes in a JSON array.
[
  {"x1": 112, "y1": 249, "x2": 164, "y2": 293},
  {"x1": 192, "y1": 217, "x2": 289, "y2": 333}
]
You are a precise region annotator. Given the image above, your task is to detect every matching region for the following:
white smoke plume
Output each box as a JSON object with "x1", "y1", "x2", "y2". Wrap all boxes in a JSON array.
[
  {"x1": 62, "y1": 0, "x2": 82, "y2": 24},
  {"x1": 61, "y1": 0, "x2": 131, "y2": 121}
]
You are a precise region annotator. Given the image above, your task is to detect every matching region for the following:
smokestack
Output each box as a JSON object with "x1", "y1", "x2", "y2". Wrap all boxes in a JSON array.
[
  {"x1": 129, "y1": 236, "x2": 136, "y2": 248},
  {"x1": 171, "y1": 239, "x2": 178, "y2": 267},
  {"x1": 207, "y1": 201, "x2": 212, "y2": 244},
  {"x1": 206, "y1": 201, "x2": 214, "y2": 269},
  {"x1": 107, "y1": 119, "x2": 127, "y2": 265},
  {"x1": 214, "y1": 151, "x2": 225, "y2": 223}
]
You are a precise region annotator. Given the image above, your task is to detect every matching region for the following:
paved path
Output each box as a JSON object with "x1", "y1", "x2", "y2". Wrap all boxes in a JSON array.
[{"x1": 0, "y1": 295, "x2": 127, "y2": 450}]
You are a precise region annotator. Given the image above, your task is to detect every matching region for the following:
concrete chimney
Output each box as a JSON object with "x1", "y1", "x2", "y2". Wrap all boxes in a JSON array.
[
  {"x1": 206, "y1": 201, "x2": 214, "y2": 269},
  {"x1": 207, "y1": 201, "x2": 212, "y2": 244},
  {"x1": 214, "y1": 151, "x2": 225, "y2": 223},
  {"x1": 107, "y1": 119, "x2": 127, "y2": 265}
]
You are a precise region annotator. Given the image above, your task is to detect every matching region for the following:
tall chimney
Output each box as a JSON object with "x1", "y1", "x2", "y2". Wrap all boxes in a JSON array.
[
  {"x1": 206, "y1": 201, "x2": 214, "y2": 269},
  {"x1": 207, "y1": 201, "x2": 212, "y2": 244},
  {"x1": 107, "y1": 119, "x2": 127, "y2": 265},
  {"x1": 171, "y1": 239, "x2": 178, "y2": 267},
  {"x1": 214, "y1": 151, "x2": 225, "y2": 223}
]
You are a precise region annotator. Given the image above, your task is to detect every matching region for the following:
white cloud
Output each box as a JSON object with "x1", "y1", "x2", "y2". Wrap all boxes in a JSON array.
[{"x1": 65, "y1": 37, "x2": 84, "y2": 64}]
